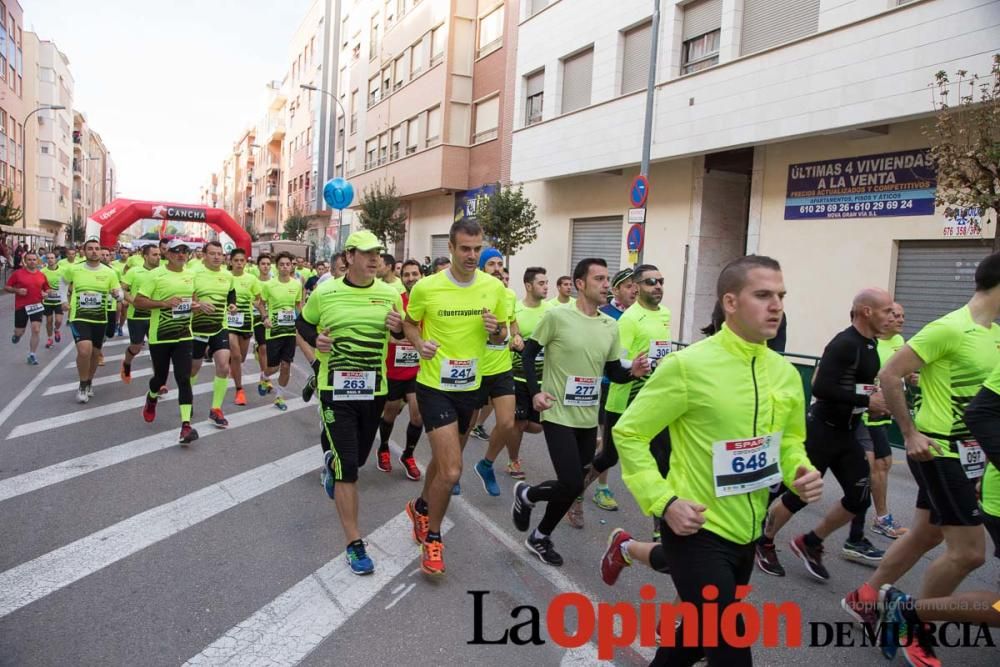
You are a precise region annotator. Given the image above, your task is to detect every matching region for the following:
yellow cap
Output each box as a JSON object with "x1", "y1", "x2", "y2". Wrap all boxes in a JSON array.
[{"x1": 344, "y1": 230, "x2": 385, "y2": 252}]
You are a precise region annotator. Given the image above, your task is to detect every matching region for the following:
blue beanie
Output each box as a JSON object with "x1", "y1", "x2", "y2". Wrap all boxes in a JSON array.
[{"x1": 478, "y1": 247, "x2": 503, "y2": 270}]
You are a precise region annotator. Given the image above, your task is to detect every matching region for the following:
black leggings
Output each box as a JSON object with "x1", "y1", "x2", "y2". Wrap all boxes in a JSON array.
[
  {"x1": 652, "y1": 528, "x2": 755, "y2": 667},
  {"x1": 782, "y1": 415, "x2": 870, "y2": 515},
  {"x1": 592, "y1": 410, "x2": 671, "y2": 478},
  {"x1": 148, "y1": 341, "x2": 193, "y2": 405},
  {"x1": 526, "y1": 422, "x2": 597, "y2": 534}
]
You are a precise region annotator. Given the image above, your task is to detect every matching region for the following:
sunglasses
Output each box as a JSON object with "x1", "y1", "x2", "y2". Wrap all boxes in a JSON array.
[
  {"x1": 640, "y1": 278, "x2": 664, "y2": 286},
  {"x1": 170, "y1": 247, "x2": 191, "y2": 254}
]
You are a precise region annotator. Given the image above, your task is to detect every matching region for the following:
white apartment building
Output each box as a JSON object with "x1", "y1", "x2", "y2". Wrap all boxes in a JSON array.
[
  {"x1": 24, "y1": 33, "x2": 74, "y2": 245},
  {"x1": 507, "y1": 0, "x2": 1000, "y2": 355}
]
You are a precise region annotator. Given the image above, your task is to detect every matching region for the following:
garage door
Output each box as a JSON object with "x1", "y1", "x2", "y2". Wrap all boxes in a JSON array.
[
  {"x1": 571, "y1": 217, "x2": 622, "y2": 277},
  {"x1": 893, "y1": 240, "x2": 993, "y2": 337},
  {"x1": 430, "y1": 234, "x2": 449, "y2": 262}
]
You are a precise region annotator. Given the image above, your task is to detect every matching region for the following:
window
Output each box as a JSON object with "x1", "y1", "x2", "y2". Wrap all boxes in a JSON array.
[
  {"x1": 681, "y1": 30, "x2": 720, "y2": 74},
  {"x1": 681, "y1": 0, "x2": 721, "y2": 74},
  {"x1": 473, "y1": 95, "x2": 499, "y2": 143},
  {"x1": 390, "y1": 126, "x2": 402, "y2": 160},
  {"x1": 524, "y1": 70, "x2": 544, "y2": 125},
  {"x1": 529, "y1": 0, "x2": 549, "y2": 16},
  {"x1": 382, "y1": 65, "x2": 392, "y2": 96},
  {"x1": 394, "y1": 55, "x2": 405, "y2": 89},
  {"x1": 378, "y1": 133, "x2": 388, "y2": 164},
  {"x1": 409, "y1": 38, "x2": 425, "y2": 76},
  {"x1": 477, "y1": 6, "x2": 504, "y2": 57},
  {"x1": 347, "y1": 148, "x2": 357, "y2": 175},
  {"x1": 740, "y1": 0, "x2": 819, "y2": 56},
  {"x1": 384, "y1": 0, "x2": 395, "y2": 26},
  {"x1": 365, "y1": 138, "x2": 377, "y2": 169},
  {"x1": 406, "y1": 117, "x2": 419, "y2": 154},
  {"x1": 431, "y1": 25, "x2": 445, "y2": 66},
  {"x1": 426, "y1": 106, "x2": 441, "y2": 143},
  {"x1": 341, "y1": 17, "x2": 349, "y2": 47},
  {"x1": 350, "y1": 90, "x2": 359, "y2": 133},
  {"x1": 369, "y1": 15, "x2": 380, "y2": 60},
  {"x1": 561, "y1": 48, "x2": 593, "y2": 114},
  {"x1": 621, "y1": 20, "x2": 651, "y2": 95},
  {"x1": 368, "y1": 74, "x2": 380, "y2": 107}
]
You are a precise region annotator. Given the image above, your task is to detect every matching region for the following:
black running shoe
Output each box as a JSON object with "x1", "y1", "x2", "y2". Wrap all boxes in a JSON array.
[
  {"x1": 511, "y1": 481, "x2": 532, "y2": 532},
  {"x1": 525, "y1": 533, "x2": 563, "y2": 566}
]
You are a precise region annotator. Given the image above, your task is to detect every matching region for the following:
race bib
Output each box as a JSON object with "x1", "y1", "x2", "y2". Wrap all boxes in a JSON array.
[
  {"x1": 563, "y1": 376, "x2": 600, "y2": 407},
  {"x1": 332, "y1": 370, "x2": 376, "y2": 401},
  {"x1": 712, "y1": 432, "x2": 783, "y2": 497},
  {"x1": 46, "y1": 290, "x2": 61, "y2": 301},
  {"x1": 227, "y1": 312, "x2": 245, "y2": 328},
  {"x1": 394, "y1": 344, "x2": 419, "y2": 368},
  {"x1": 24, "y1": 303, "x2": 44, "y2": 316},
  {"x1": 172, "y1": 298, "x2": 192, "y2": 319},
  {"x1": 276, "y1": 308, "x2": 296, "y2": 326},
  {"x1": 440, "y1": 358, "x2": 477, "y2": 390},
  {"x1": 648, "y1": 340, "x2": 671, "y2": 365},
  {"x1": 957, "y1": 439, "x2": 986, "y2": 480},
  {"x1": 78, "y1": 292, "x2": 102, "y2": 308}
]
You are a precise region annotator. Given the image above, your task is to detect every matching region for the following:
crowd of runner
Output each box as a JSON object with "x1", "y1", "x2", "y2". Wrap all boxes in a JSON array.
[{"x1": 4, "y1": 222, "x2": 999, "y2": 666}]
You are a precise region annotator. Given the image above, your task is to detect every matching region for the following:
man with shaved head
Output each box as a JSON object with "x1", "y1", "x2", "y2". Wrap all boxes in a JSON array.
[{"x1": 756, "y1": 287, "x2": 895, "y2": 581}]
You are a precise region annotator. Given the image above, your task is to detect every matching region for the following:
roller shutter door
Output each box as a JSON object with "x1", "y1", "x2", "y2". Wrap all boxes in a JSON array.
[
  {"x1": 893, "y1": 240, "x2": 992, "y2": 337},
  {"x1": 430, "y1": 234, "x2": 449, "y2": 262},
  {"x1": 571, "y1": 217, "x2": 622, "y2": 277}
]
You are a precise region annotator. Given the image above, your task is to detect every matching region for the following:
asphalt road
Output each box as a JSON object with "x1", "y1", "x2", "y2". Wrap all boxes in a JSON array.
[{"x1": 0, "y1": 299, "x2": 996, "y2": 666}]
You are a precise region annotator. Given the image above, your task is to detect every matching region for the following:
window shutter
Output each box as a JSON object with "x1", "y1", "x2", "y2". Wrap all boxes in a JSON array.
[
  {"x1": 741, "y1": 0, "x2": 820, "y2": 56},
  {"x1": 526, "y1": 70, "x2": 544, "y2": 97},
  {"x1": 682, "y1": 0, "x2": 722, "y2": 40},
  {"x1": 621, "y1": 21, "x2": 652, "y2": 94},
  {"x1": 561, "y1": 48, "x2": 594, "y2": 114}
]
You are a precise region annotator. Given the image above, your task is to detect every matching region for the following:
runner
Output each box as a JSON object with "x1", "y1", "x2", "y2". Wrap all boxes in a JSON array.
[
  {"x1": 112, "y1": 246, "x2": 131, "y2": 336},
  {"x1": 4, "y1": 249, "x2": 48, "y2": 365},
  {"x1": 855, "y1": 301, "x2": 909, "y2": 540},
  {"x1": 379, "y1": 253, "x2": 406, "y2": 295},
  {"x1": 375, "y1": 258, "x2": 423, "y2": 481},
  {"x1": 227, "y1": 248, "x2": 262, "y2": 406},
  {"x1": 259, "y1": 251, "x2": 304, "y2": 410},
  {"x1": 41, "y1": 251, "x2": 64, "y2": 349},
  {"x1": 582, "y1": 264, "x2": 672, "y2": 533},
  {"x1": 134, "y1": 239, "x2": 199, "y2": 444},
  {"x1": 471, "y1": 248, "x2": 519, "y2": 498},
  {"x1": 841, "y1": 253, "x2": 1000, "y2": 663},
  {"x1": 402, "y1": 219, "x2": 510, "y2": 576},
  {"x1": 507, "y1": 267, "x2": 554, "y2": 481},
  {"x1": 548, "y1": 275, "x2": 575, "y2": 307},
  {"x1": 297, "y1": 231, "x2": 404, "y2": 575},
  {"x1": 190, "y1": 241, "x2": 237, "y2": 428},
  {"x1": 431, "y1": 256, "x2": 450, "y2": 274},
  {"x1": 99, "y1": 247, "x2": 118, "y2": 367},
  {"x1": 755, "y1": 289, "x2": 892, "y2": 580},
  {"x1": 59, "y1": 239, "x2": 123, "y2": 402},
  {"x1": 252, "y1": 254, "x2": 274, "y2": 390},
  {"x1": 511, "y1": 257, "x2": 649, "y2": 566},
  {"x1": 119, "y1": 244, "x2": 162, "y2": 383},
  {"x1": 612, "y1": 254, "x2": 823, "y2": 665}
]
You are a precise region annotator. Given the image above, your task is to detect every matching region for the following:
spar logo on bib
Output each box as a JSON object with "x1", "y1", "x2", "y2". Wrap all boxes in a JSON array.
[{"x1": 727, "y1": 437, "x2": 766, "y2": 452}]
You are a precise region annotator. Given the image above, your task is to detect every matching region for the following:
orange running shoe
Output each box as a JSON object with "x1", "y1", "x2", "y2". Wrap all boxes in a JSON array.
[
  {"x1": 406, "y1": 499, "x2": 429, "y2": 545},
  {"x1": 120, "y1": 362, "x2": 132, "y2": 384},
  {"x1": 234, "y1": 388, "x2": 247, "y2": 406},
  {"x1": 421, "y1": 538, "x2": 445, "y2": 576}
]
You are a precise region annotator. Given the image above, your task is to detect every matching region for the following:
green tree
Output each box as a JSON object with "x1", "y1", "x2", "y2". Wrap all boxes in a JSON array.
[
  {"x1": 477, "y1": 184, "x2": 539, "y2": 263},
  {"x1": 0, "y1": 187, "x2": 22, "y2": 226},
  {"x1": 925, "y1": 54, "x2": 1000, "y2": 250},
  {"x1": 69, "y1": 214, "x2": 87, "y2": 246},
  {"x1": 357, "y1": 179, "x2": 407, "y2": 248},
  {"x1": 283, "y1": 208, "x2": 310, "y2": 242}
]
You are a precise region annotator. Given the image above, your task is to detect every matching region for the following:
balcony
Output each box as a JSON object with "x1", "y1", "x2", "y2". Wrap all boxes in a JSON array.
[
  {"x1": 268, "y1": 119, "x2": 286, "y2": 143},
  {"x1": 265, "y1": 184, "x2": 279, "y2": 201},
  {"x1": 265, "y1": 156, "x2": 281, "y2": 173}
]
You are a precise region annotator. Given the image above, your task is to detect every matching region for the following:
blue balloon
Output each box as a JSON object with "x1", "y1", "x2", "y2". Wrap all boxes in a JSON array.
[{"x1": 324, "y1": 178, "x2": 354, "y2": 210}]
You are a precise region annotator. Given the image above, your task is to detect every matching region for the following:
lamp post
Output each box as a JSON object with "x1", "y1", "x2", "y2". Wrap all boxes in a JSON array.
[
  {"x1": 300, "y1": 83, "x2": 347, "y2": 255},
  {"x1": 22, "y1": 104, "x2": 66, "y2": 247}
]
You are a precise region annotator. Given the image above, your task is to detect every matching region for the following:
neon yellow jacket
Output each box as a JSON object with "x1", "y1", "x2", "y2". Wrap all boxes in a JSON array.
[{"x1": 613, "y1": 324, "x2": 815, "y2": 545}]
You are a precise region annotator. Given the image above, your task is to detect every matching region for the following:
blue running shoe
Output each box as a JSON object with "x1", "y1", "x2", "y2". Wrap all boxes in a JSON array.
[
  {"x1": 452, "y1": 482, "x2": 461, "y2": 495},
  {"x1": 322, "y1": 451, "x2": 335, "y2": 500},
  {"x1": 346, "y1": 540, "x2": 374, "y2": 575},
  {"x1": 474, "y1": 459, "x2": 501, "y2": 496}
]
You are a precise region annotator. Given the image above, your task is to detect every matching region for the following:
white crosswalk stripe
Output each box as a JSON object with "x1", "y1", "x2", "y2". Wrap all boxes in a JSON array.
[
  {"x1": 0, "y1": 399, "x2": 309, "y2": 503},
  {"x1": 43, "y1": 360, "x2": 216, "y2": 395},
  {"x1": 64, "y1": 349, "x2": 147, "y2": 367},
  {"x1": 6, "y1": 381, "x2": 216, "y2": 439},
  {"x1": 0, "y1": 447, "x2": 318, "y2": 619},
  {"x1": 184, "y1": 512, "x2": 454, "y2": 666}
]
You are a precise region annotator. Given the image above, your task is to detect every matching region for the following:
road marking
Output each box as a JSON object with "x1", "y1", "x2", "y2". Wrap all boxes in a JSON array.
[
  {"x1": 0, "y1": 342, "x2": 76, "y2": 430},
  {"x1": 0, "y1": 447, "x2": 319, "y2": 619},
  {"x1": 64, "y1": 349, "x2": 147, "y2": 367},
  {"x1": 43, "y1": 360, "x2": 217, "y2": 395},
  {"x1": 184, "y1": 512, "x2": 454, "y2": 666},
  {"x1": 0, "y1": 399, "x2": 310, "y2": 503},
  {"x1": 6, "y1": 381, "x2": 217, "y2": 440},
  {"x1": 384, "y1": 582, "x2": 416, "y2": 610}
]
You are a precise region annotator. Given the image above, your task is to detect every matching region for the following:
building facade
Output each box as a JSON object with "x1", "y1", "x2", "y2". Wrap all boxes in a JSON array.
[
  {"x1": 505, "y1": 0, "x2": 999, "y2": 356},
  {"x1": 0, "y1": 1, "x2": 30, "y2": 240},
  {"x1": 71, "y1": 113, "x2": 116, "y2": 244}
]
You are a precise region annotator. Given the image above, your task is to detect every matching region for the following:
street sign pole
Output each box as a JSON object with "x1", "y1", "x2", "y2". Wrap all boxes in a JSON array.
[{"x1": 636, "y1": 0, "x2": 661, "y2": 265}]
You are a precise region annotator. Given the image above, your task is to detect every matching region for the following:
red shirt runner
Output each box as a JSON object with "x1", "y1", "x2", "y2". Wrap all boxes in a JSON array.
[
  {"x1": 386, "y1": 291, "x2": 418, "y2": 381},
  {"x1": 6, "y1": 268, "x2": 49, "y2": 310}
]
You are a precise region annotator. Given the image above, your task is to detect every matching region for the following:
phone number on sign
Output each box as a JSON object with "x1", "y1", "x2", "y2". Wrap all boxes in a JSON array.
[
  {"x1": 943, "y1": 224, "x2": 982, "y2": 237},
  {"x1": 798, "y1": 200, "x2": 915, "y2": 214}
]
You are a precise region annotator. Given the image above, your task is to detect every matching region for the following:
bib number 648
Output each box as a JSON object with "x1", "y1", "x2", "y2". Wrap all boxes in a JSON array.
[{"x1": 732, "y1": 451, "x2": 768, "y2": 473}]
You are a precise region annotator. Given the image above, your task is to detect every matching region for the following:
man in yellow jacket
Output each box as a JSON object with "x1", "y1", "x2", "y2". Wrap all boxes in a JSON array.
[{"x1": 610, "y1": 255, "x2": 823, "y2": 666}]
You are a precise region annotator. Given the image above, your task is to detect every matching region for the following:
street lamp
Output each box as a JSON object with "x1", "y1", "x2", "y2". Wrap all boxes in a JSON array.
[
  {"x1": 300, "y1": 83, "x2": 347, "y2": 255},
  {"x1": 22, "y1": 104, "x2": 66, "y2": 248}
]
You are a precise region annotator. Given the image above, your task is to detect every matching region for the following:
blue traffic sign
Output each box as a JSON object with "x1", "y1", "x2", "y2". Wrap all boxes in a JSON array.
[
  {"x1": 627, "y1": 224, "x2": 644, "y2": 252},
  {"x1": 629, "y1": 175, "x2": 649, "y2": 208},
  {"x1": 324, "y1": 177, "x2": 354, "y2": 210}
]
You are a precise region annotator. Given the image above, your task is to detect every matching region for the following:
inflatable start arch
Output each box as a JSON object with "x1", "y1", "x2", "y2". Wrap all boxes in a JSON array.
[{"x1": 87, "y1": 199, "x2": 252, "y2": 252}]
